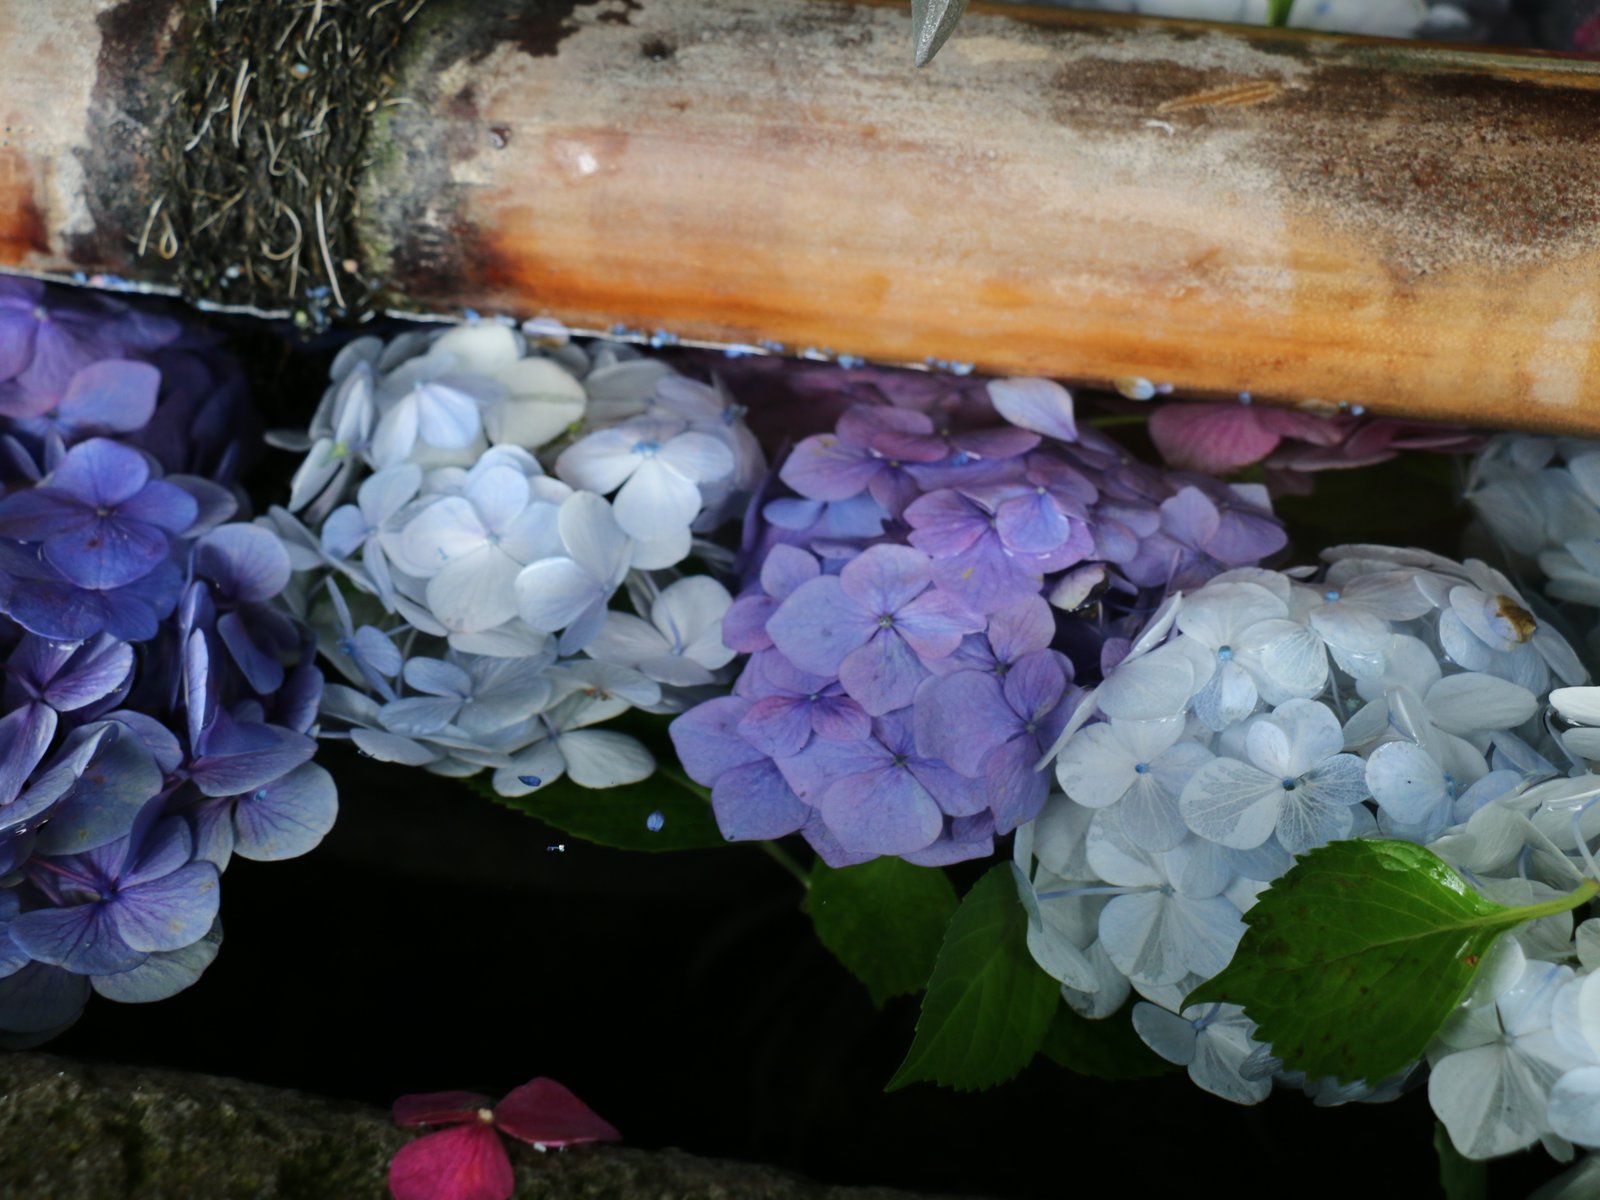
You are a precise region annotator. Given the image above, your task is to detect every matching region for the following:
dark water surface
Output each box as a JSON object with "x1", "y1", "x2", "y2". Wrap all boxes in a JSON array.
[{"x1": 46, "y1": 749, "x2": 1563, "y2": 1200}]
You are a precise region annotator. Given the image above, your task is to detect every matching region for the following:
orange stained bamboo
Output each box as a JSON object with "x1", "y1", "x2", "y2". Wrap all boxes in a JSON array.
[
  {"x1": 366, "y1": 0, "x2": 1600, "y2": 430},
  {"x1": 3, "y1": 0, "x2": 1600, "y2": 431}
]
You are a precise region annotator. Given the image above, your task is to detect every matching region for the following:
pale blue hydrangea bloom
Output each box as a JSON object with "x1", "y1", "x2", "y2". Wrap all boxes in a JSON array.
[
  {"x1": 266, "y1": 322, "x2": 759, "y2": 795},
  {"x1": 1020, "y1": 544, "x2": 1600, "y2": 1167}
]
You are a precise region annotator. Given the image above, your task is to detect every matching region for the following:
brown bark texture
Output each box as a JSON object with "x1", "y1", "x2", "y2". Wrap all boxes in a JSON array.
[{"x1": 2, "y1": 0, "x2": 1600, "y2": 431}]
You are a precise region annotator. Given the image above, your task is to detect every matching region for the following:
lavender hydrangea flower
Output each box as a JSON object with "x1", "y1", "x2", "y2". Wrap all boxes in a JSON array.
[
  {"x1": 674, "y1": 369, "x2": 1291, "y2": 866},
  {"x1": 767, "y1": 544, "x2": 983, "y2": 715},
  {"x1": 0, "y1": 438, "x2": 197, "y2": 592},
  {"x1": 13, "y1": 817, "x2": 219, "y2": 978}
]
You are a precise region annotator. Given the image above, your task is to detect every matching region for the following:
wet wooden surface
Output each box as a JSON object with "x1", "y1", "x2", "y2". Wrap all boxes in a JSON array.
[{"x1": 4, "y1": 0, "x2": 1600, "y2": 431}]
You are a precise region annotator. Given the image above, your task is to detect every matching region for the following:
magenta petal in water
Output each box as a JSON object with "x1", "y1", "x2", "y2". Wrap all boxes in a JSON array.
[
  {"x1": 494, "y1": 1077, "x2": 621, "y2": 1147},
  {"x1": 388, "y1": 1123, "x2": 513, "y2": 1200}
]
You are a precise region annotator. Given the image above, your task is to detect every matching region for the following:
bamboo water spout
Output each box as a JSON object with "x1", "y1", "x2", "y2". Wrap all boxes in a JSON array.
[{"x1": 1, "y1": 0, "x2": 1599, "y2": 430}]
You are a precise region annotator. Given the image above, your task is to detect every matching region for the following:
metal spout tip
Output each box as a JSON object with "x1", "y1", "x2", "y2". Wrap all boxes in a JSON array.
[{"x1": 910, "y1": 0, "x2": 968, "y2": 67}]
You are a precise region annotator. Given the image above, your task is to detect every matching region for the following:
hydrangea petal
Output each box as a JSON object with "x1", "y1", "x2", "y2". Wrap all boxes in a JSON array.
[
  {"x1": 767, "y1": 576, "x2": 871, "y2": 677},
  {"x1": 838, "y1": 632, "x2": 928, "y2": 716},
  {"x1": 819, "y1": 765, "x2": 942, "y2": 856},
  {"x1": 713, "y1": 760, "x2": 812, "y2": 840},
  {"x1": 494, "y1": 1077, "x2": 621, "y2": 1147},
  {"x1": 987, "y1": 378, "x2": 1077, "y2": 441},
  {"x1": 49, "y1": 438, "x2": 150, "y2": 508},
  {"x1": 1179, "y1": 758, "x2": 1283, "y2": 850},
  {"x1": 116, "y1": 480, "x2": 199, "y2": 536},
  {"x1": 0, "y1": 962, "x2": 89, "y2": 1034},
  {"x1": 1365, "y1": 740, "x2": 1447, "y2": 826},
  {"x1": 232, "y1": 761, "x2": 338, "y2": 861},
  {"x1": 515, "y1": 558, "x2": 601, "y2": 634},
  {"x1": 557, "y1": 730, "x2": 654, "y2": 788},
  {"x1": 90, "y1": 917, "x2": 222, "y2": 1003},
  {"x1": 44, "y1": 515, "x2": 170, "y2": 591},
  {"x1": 11, "y1": 903, "x2": 145, "y2": 976},
  {"x1": 388, "y1": 1123, "x2": 513, "y2": 1200},
  {"x1": 1549, "y1": 1066, "x2": 1600, "y2": 1146},
  {"x1": 611, "y1": 458, "x2": 702, "y2": 543}
]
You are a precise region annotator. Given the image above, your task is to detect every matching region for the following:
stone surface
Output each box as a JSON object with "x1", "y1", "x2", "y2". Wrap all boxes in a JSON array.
[{"x1": 0, "y1": 1052, "x2": 966, "y2": 1200}]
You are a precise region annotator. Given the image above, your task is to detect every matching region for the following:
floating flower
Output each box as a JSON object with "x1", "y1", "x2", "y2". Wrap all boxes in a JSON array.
[{"x1": 389, "y1": 1077, "x2": 619, "y2": 1200}]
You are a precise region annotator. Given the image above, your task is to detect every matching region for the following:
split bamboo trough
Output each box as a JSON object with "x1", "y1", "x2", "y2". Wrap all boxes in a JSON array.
[{"x1": 2, "y1": 0, "x2": 1599, "y2": 430}]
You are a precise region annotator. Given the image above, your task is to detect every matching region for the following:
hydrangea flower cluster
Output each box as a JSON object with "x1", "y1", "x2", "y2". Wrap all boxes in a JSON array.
[
  {"x1": 1018, "y1": 543, "x2": 1600, "y2": 1162},
  {"x1": 0, "y1": 279, "x2": 330, "y2": 1043},
  {"x1": 264, "y1": 321, "x2": 760, "y2": 794},
  {"x1": 670, "y1": 375, "x2": 1289, "y2": 866}
]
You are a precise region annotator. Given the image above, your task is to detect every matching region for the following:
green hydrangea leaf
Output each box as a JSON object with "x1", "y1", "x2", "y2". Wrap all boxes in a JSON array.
[
  {"x1": 887, "y1": 863, "x2": 1060, "y2": 1092},
  {"x1": 1039, "y1": 1002, "x2": 1178, "y2": 1081},
  {"x1": 473, "y1": 765, "x2": 728, "y2": 852},
  {"x1": 1435, "y1": 1122, "x2": 1488, "y2": 1200},
  {"x1": 1187, "y1": 840, "x2": 1598, "y2": 1085},
  {"x1": 810, "y1": 857, "x2": 959, "y2": 1009}
]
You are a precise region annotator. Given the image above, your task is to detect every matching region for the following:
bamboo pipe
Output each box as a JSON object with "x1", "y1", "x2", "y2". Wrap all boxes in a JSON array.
[{"x1": 3, "y1": 0, "x2": 1600, "y2": 432}]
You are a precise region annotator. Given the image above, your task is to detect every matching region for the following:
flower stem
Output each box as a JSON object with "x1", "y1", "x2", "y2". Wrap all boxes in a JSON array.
[
  {"x1": 758, "y1": 840, "x2": 812, "y2": 891},
  {"x1": 1511, "y1": 875, "x2": 1600, "y2": 922},
  {"x1": 1086, "y1": 414, "x2": 1151, "y2": 429}
]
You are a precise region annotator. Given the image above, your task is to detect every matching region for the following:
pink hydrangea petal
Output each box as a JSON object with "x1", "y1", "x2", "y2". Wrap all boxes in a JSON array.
[
  {"x1": 1147, "y1": 404, "x2": 1281, "y2": 474},
  {"x1": 493, "y1": 1077, "x2": 621, "y2": 1147},
  {"x1": 388, "y1": 1124, "x2": 513, "y2": 1200},
  {"x1": 392, "y1": 1090, "x2": 495, "y2": 1127}
]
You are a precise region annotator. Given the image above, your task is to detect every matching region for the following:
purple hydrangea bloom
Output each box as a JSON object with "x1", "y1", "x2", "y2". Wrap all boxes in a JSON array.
[
  {"x1": 669, "y1": 695, "x2": 814, "y2": 845},
  {"x1": 10, "y1": 360, "x2": 161, "y2": 443},
  {"x1": 780, "y1": 406, "x2": 949, "y2": 517},
  {"x1": 777, "y1": 709, "x2": 989, "y2": 858},
  {"x1": 0, "y1": 281, "x2": 333, "y2": 1043},
  {"x1": 0, "y1": 438, "x2": 197, "y2": 592},
  {"x1": 913, "y1": 649, "x2": 1078, "y2": 833},
  {"x1": 767, "y1": 544, "x2": 983, "y2": 715},
  {"x1": 735, "y1": 651, "x2": 870, "y2": 757},
  {"x1": 13, "y1": 817, "x2": 219, "y2": 977},
  {"x1": 672, "y1": 369, "x2": 1289, "y2": 866}
]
